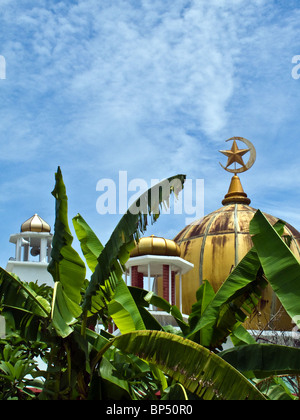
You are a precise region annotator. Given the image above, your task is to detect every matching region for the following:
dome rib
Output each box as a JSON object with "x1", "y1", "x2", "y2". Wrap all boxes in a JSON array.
[{"x1": 234, "y1": 204, "x2": 239, "y2": 266}]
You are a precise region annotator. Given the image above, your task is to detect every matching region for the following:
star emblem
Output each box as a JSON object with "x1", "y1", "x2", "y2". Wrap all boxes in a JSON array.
[{"x1": 219, "y1": 139, "x2": 250, "y2": 170}]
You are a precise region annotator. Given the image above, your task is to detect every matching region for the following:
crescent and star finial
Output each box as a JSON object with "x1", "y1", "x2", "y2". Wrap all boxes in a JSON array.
[{"x1": 219, "y1": 137, "x2": 256, "y2": 175}]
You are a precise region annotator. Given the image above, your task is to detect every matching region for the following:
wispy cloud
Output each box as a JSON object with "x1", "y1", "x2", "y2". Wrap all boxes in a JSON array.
[{"x1": 1, "y1": 0, "x2": 300, "y2": 267}]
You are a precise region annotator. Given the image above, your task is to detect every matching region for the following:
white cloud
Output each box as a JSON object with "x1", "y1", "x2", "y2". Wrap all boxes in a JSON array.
[{"x1": 1, "y1": 0, "x2": 300, "y2": 269}]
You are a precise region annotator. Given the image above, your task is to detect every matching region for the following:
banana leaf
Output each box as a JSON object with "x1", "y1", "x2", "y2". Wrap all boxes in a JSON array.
[
  {"x1": 107, "y1": 279, "x2": 146, "y2": 334},
  {"x1": 208, "y1": 267, "x2": 268, "y2": 348},
  {"x1": 187, "y1": 247, "x2": 262, "y2": 347},
  {"x1": 220, "y1": 343, "x2": 300, "y2": 379},
  {"x1": 254, "y1": 376, "x2": 295, "y2": 400},
  {"x1": 0, "y1": 268, "x2": 50, "y2": 318},
  {"x1": 129, "y1": 286, "x2": 189, "y2": 334},
  {"x1": 187, "y1": 219, "x2": 286, "y2": 348},
  {"x1": 98, "y1": 356, "x2": 132, "y2": 400},
  {"x1": 188, "y1": 280, "x2": 215, "y2": 344},
  {"x1": 107, "y1": 282, "x2": 171, "y2": 393},
  {"x1": 48, "y1": 167, "x2": 86, "y2": 337},
  {"x1": 230, "y1": 323, "x2": 256, "y2": 346},
  {"x1": 188, "y1": 280, "x2": 255, "y2": 347},
  {"x1": 0, "y1": 268, "x2": 51, "y2": 340},
  {"x1": 250, "y1": 210, "x2": 300, "y2": 327},
  {"x1": 83, "y1": 174, "x2": 186, "y2": 314},
  {"x1": 161, "y1": 383, "x2": 188, "y2": 400},
  {"x1": 72, "y1": 214, "x2": 104, "y2": 272},
  {"x1": 93, "y1": 330, "x2": 265, "y2": 400},
  {"x1": 72, "y1": 213, "x2": 107, "y2": 321}
]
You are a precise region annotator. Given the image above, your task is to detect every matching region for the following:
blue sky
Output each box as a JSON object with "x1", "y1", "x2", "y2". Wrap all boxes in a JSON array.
[{"x1": 0, "y1": 0, "x2": 300, "y2": 268}]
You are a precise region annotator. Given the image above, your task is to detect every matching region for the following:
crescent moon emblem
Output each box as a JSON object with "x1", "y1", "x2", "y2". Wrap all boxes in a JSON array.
[{"x1": 219, "y1": 137, "x2": 256, "y2": 174}]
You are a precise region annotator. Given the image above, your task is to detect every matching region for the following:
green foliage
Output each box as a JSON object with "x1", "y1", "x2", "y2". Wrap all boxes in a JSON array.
[
  {"x1": 82, "y1": 174, "x2": 186, "y2": 315},
  {"x1": 220, "y1": 343, "x2": 300, "y2": 379},
  {"x1": 161, "y1": 383, "x2": 188, "y2": 400},
  {"x1": 0, "y1": 333, "x2": 46, "y2": 400},
  {"x1": 95, "y1": 330, "x2": 265, "y2": 400},
  {"x1": 1, "y1": 167, "x2": 300, "y2": 400},
  {"x1": 48, "y1": 167, "x2": 86, "y2": 338},
  {"x1": 250, "y1": 209, "x2": 300, "y2": 326},
  {"x1": 107, "y1": 279, "x2": 146, "y2": 334},
  {"x1": 187, "y1": 248, "x2": 265, "y2": 348},
  {"x1": 254, "y1": 376, "x2": 296, "y2": 400},
  {"x1": 0, "y1": 270, "x2": 51, "y2": 341},
  {"x1": 72, "y1": 214, "x2": 104, "y2": 273},
  {"x1": 0, "y1": 269, "x2": 50, "y2": 319}
]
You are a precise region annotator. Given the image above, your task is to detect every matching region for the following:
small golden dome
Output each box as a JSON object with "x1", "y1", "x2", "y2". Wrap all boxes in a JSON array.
[
  {"x1": 21, "y1": 214, "x2": 51, "y2": 233},
  {"x1": 130, "y1": 235, "x2": 181, "y2": 258}
]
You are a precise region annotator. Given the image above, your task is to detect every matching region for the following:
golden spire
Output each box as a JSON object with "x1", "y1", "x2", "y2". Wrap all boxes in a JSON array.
[
  {"x1": 219, "y1": 137, "x2": 256, "y2": 206},
  {"x1": 221, "y1": 175, "x2": 251, "y2": 205}
]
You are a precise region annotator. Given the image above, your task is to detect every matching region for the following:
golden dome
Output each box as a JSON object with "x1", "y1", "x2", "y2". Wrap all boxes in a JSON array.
[
  {"x1": 130, "y1": 235, "x2": 181, "y2": 258},
  {"x1": 174, "y1": 181, "x2": 300, "y2": 331},
  {"x1": 21, "y1": 214, "x2": 51, "y2": 233}
]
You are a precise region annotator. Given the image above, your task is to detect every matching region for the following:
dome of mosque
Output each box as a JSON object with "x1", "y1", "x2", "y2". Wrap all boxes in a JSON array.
[
  {"x1": 21, "y1": 214, "x2": 51, "y2": 233},
  {"x1": 130, "y1": 235, "x2": 181, "y2": 258},
  {"x1": 173, "y1": 138, "x2": 300, "y2": 330}
]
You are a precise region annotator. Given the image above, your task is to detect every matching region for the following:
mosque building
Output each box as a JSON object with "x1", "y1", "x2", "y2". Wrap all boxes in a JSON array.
[
  {"x1": 173, "y1": 137, "x2": 300, "y2": 331},
  {"x1": 126, "y1": 137, "x2": 300, "y2": 332},
  {"x1": 4, "y1": 137, "x2": 300, "y2": 334}
]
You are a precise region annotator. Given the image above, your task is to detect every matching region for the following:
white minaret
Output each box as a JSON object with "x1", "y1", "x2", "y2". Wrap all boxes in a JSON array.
[{"x1": 6, "y1": 214, "x2": 53, "y2": 287}]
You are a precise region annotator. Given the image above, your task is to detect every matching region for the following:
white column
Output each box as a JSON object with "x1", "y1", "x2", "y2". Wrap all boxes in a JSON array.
[
  {"x1": 47, "y1": 245, "x2": 52, "y2": 263},
  {"x1": 23, "y1": 244, "x2": 29, "y2": 261},
  {"x1": 16, "y1": 237, "x2": 22, "y2": 261},
  {"x1": 40, "y1": 237, "x2": 47, "y2": 262},
  {"x1": 147, "y1": 263, "x2": 151, "y2": 291}
]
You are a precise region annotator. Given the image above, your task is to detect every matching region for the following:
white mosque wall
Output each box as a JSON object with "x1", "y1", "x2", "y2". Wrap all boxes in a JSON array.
[{"x1": 5, "y1": 260, "x2": 53, "y2": 287}]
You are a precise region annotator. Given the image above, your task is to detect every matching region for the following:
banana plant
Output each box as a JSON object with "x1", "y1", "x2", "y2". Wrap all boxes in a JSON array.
[
  {"x1": 0, "y1": 167, "x2": 189, "y2": 399},
  {"x1": 219, "y1": 343, "x2": 300, "y2": 379},
  {"x1": 91, "y1": 330, "x2": 265, "y2": 400},
  {"x1": 0, "y1": 338, "x2": 44, "y2": 399},
  {"x1": 69, "y1": 200, "x2": 300, "y2": 399},
  {"x1": 183, "y1": 219, "x2": 287, "y2": 349},
  {"x1": 0, "y1": 167, "x2": 299, "y2": 400},
  {"x1": 250, "y1": 210, "x2": 300, "y2": 326},
  {"x1": 0, "y1": 269, "x2": 51, "y2": 341},
  {"x1": 71, "y1": 208, "x2": 299, "y2": 400},
  {"x1": 119, "y1": 211, "x2": 300, "y2": 397}
]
